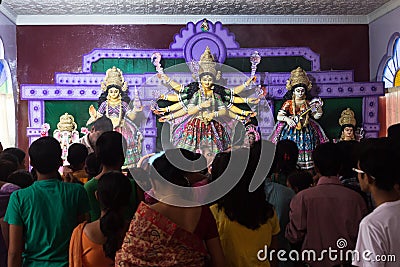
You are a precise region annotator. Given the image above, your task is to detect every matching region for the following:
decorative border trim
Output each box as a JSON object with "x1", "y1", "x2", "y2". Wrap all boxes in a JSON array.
[
  {"x1": 376, "y1": 32, "x2": 400, "y2": 84},
  {"x1": 0, "y1": 5, "x2": 17, "y2": 24},
  {"x1": 367, "y1": 0, "x2": 400, "y2": 23},
  {"x1": 14, "y1": 14, "x2": 369, "y2": 26},
  {"x1": 268, "y1": 82, "x2": 385, "y2": 98}
]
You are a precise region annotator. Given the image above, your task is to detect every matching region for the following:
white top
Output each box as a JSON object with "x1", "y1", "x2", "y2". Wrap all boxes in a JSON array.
[{"x1": 352, "y1": 199, "x2": 400, "y2": 267}]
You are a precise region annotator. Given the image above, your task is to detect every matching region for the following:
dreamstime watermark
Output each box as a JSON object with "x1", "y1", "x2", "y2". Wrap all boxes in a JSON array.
[{"x1": 257, "y1": 238, "x2": 396, "y2": 263}]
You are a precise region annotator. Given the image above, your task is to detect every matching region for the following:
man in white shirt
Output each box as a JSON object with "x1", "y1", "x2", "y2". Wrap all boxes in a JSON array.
[{"x1": 352, "y1": 138, "x2": 400, "y2": 267}]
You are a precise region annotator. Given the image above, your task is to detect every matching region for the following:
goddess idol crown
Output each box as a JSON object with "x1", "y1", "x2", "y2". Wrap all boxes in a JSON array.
[
  {"x1": 286, "y1": 67, "x2": 312, "y2": 91},
  {"x1": 198, "y1": 47, "x2": 221, "y2": 80},
  {"x1": 339, "y1": 108, "x2": 356, "y2": 127},
  {"x1": 101, "y1": 66, "x2": 128, "y2": 92}
]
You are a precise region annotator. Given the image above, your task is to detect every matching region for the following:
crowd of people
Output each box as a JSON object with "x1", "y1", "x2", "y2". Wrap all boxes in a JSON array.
[{"x1": 0, "y1": 116, "x2": 399, "y2": 267}]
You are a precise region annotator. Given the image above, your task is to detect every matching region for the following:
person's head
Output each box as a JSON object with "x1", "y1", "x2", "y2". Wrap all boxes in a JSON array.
[
  {"x1": 67, "y1": 143, "x2": 88, "y2": 170},
  {"x1": 215, "y1": 148, "x2": 274, "y2": 230},
  {"x1": 357, "y1": 138, "x2": 398, "y2": 192},
  {"x1": 287, "y1": 170, "x2": 314, "y2": 193},
  {"x1": 387, "y1": 123, "x2": 400, "y2": 139},
  {"x1": 95, "y1": 131, "x2": 126, "y2": 169},
  {"x1": 7, "y1": 169, "x2": 33, "y2": 188},
  {"x1": 293, "y1": 85, "x2": 306, "y2": 100},
  {"x1": 0, "y1": 152, "x2": 19, "y2": 170},
  {"x1": 106, "y1": 86, "x2": 121, "y2": 101},
  {"x1": 211, "y1": 151, "x2": 231, "y2": 182},
  {"x1": 89, "y1": 116, "x2": 113, "y2": 144},
  {"x1": 312, "y1": 142, "x2": 341, "y2": 177},
  {"x1": 3, "y1": 147, "x2": 26, "y2": 168},
  {"x1": 85, "y1": 152, "x2": 101, "y2": 178},
  {"x1": 199, "y1": 74, "x2": 215, "y2": 90},
  {"x1": 387, "y1": 123, "x2": 400, "y2": 150},
  {"x1": 0, "y1": 159, "x2": 18, "y2": 182},
  {"x1": 29, "y1": 137, "x2": 62, "y2": 175},
  {"x1": 336, "y1": 140, "x2": 359, "y2": 178},
  {"x1": 179, "y1": 148, "x2": 208, "y2": 184},
  {"x1": 97, "y1": 171, "x2": 132, "y2": 259},
  {"x1": 149, "y1": 149, "x2": 191, "y2": 188},
  {"x1": 340, "y1": 124, "x2": 356, "y2": 141},
  {"x1": 272, "y1": 139, "x2": 299, "y2": 175}
]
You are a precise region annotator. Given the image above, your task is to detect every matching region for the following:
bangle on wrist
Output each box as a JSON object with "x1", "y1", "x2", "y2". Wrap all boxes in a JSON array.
[
  {"x1": 169, "y1": 114, "x2": 174, "y2": 120},
  {"x1": 241, "y1": 110, "x2": 246, "y2": 116},
  {"x1": 166, "y1": 106, "x2": 171, "y2": 113},
  {"x1": 214, "y1": 111, "x2": 219, "y2": 118},
  {"x1": 235, "y1": 115, "x2": 240, "y2": 120},
  {"x1": 197, "y1": 104, "x2": 202, "y2": 110},
  {"x1": 245, "y1": 98, "x2": 249, "y2": 104}
]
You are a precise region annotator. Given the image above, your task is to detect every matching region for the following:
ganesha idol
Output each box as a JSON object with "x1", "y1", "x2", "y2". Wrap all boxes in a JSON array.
[{"x1": 53, "y1": 113, "x2": 80, "y2": 164}]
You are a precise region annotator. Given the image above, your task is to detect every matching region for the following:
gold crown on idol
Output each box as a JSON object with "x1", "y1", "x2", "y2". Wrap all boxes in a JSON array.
[
  {"x1": 57, "y1": 113, "x2": 77, "y2": 132},
  {"x1": 199, "y1": 47, "x2": 219, "y2": 78},
  {"x1": 101, "y1": 66, "x2": 128, "y2": 92},
  {"x1": 339, "y1": 108, "x2": 356, "y2": 127},
  {"x1": 286, "y1": 67, "x2": 312, "y2": 91}
]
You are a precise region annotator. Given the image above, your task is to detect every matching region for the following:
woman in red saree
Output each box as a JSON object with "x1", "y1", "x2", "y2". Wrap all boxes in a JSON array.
[{"x1": 115, "y1": 149, "x2": 225, "y2": 267}]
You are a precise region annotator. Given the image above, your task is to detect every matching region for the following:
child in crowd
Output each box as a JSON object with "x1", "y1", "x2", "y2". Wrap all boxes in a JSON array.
[
  {"x1": 63, "y1": 143, "x2": 89, "y2": 184},
  {"x1": 286, "y1": 170, "x2": 314, "y2": 193}
]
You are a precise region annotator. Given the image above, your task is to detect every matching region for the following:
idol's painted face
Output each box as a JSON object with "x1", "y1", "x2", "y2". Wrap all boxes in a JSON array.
[
  {"x1": 343, "y1": 126, "x2": 354, "y2": 140},
  {"x1": 200, "y1": 75, "x2": 214, "y2": 90},
  {"x1": 108, "y1": 87, "x2": 120, "y2": 100},
  {"x1": 294, "y1": 86, "x2": 306, "y2": 99}
]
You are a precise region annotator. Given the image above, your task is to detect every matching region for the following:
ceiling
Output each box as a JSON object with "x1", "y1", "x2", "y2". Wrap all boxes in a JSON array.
[{"x1": 1, "y1": 0, "x2": 399, "y2": 25}]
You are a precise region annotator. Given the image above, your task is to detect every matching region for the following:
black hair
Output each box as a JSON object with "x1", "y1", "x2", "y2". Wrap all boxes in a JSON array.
[
  {"x1": 7, "y1": 169, "x2": 33, "y2": 188},
  {"x1": 272, "y1": 139, "x2": 299, "y2": 177},
  {"x1": 98, "y1": 171, "x2": 132, "y2": 259},
  {"x1": 150, "y1": 149, "x2": 193, "y2": 187},
  {"x1": 3, "y1": 147, "x2": 25, "y2": 165},
  {"x1": 282, "y1": 86, "x2": 312, "y2": 101},
  {"x1": 358, "y1": 138, "x2": 399, "y2": 191},
  {"x1": 85, "y1": 152, "x2": 101, "y2": 178},
  {"x1": 67, "y1": 143, "x2": 88, "y2": 169},
  {"x1": 28, "y1": 137, "x2": 62, "y2": 174},
  {"x1": 287, "y1": 170, "x2": 313, "y2": 193},
  {"x1": 0, "y1": 159, "x2": 18, "y2": 182},
  {"x1": 214, "y1": 148, "x2": 274, "y2": 230},
  {"x1": 0, "y1": 153, "x2": 19, "y2": 168},
  {"x1": 95, "y1": 131, "x2": 126, "y2": 167},
  {"x1": 312, "y1": 142, "x2": 341, "y2": 176},
  {"x1": 336, "y1": 140, "x2": 359, "y2": 178},
  {"x1": 98, "y1": 86, "x2": 131, "y2": 107},
  {"x1": 179, "y1": 148, "x2": 208, "y2": 175},
  {"x1": 92, "y1": 116, "x2": 113, "y2": 132}
]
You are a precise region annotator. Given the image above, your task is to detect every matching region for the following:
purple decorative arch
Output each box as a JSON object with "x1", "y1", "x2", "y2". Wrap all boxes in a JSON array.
[{"x1": 21, "y1": 19, "x2": 384, "y2": 149}]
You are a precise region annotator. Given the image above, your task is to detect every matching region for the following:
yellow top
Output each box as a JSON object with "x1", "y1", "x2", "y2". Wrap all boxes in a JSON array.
[{"x1": 210, "y1": 204, "x2": 280, "y2": 267}]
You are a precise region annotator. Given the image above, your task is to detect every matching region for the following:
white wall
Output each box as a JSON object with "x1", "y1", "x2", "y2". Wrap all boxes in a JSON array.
[
  {"x1": 0, "y1": 13, "x2": 17, "y2": 147},
  {"x1": 370, "y1": 6, "x2": 400, "y2": 81}
]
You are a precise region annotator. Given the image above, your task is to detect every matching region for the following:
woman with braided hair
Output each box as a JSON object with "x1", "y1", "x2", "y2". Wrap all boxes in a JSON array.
[{"x1": 69, "y1": 171, "x2": 132, "y2": 267}]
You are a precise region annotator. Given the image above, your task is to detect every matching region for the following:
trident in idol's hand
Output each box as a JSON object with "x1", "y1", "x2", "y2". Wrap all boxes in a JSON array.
[
  {"x1": 151, "y1": 52, "x2": 164, "y2": 75},
  {"x1": 250, "y1": 51, "x2": 263, "y2": 97}
]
